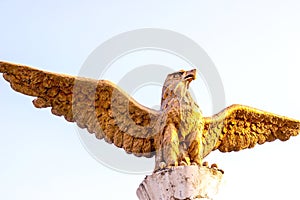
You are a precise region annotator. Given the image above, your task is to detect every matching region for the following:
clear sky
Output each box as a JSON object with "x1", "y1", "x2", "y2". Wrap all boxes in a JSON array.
[{"x1": 1, "y1": 1, "x2": 300, "y2": 200}]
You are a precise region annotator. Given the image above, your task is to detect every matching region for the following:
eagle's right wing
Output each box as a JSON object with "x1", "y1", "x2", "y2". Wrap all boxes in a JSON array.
[
  {"x1": 202, "y1": 104, "x2": 300, "y2": 157},
  {"x1": 0, "y1": 61, "x2": 161, "y2": 158}
]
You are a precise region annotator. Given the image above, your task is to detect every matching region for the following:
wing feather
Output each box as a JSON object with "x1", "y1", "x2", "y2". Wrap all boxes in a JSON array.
[
  {"x1": 203, "y1": 104, "x2": 300, "y2": 154},
  {"x1": 0, "y1": 61, "x2": 160, "y2": 158}
]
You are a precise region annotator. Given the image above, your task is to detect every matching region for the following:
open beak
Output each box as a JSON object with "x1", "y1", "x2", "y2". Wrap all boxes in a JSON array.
[
  {"x1": 184, "y1": 69, "x2": 196, "y2": 89},
  {"x1": 184, "y1": 69, "x2": 196, "y2": 82}
]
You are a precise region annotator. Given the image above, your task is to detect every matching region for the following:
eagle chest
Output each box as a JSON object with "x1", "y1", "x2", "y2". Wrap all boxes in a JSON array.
[
  {"x1": 180, "y1": 103, "x2": 203, "y2": 138},
  {"x1": 162, "y1": 97, "x2": 203, "y2": 140}
]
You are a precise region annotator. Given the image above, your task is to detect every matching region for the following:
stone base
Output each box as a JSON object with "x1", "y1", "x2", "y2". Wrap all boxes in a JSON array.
[{"x1": 136, "y1": 165, "x2": 223, "y2": 200}]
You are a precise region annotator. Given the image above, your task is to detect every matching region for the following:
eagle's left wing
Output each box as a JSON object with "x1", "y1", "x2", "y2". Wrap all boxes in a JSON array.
[
  {"x1": 202, "y1": 104, "x2": 300, "y2": 155},
  {"x1": 0, "y1": 61, "x2": 161, "y2": 158}
]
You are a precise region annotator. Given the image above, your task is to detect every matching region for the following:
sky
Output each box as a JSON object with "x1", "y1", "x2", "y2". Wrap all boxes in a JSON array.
[{"x1": 1, "y1": 1, "x2": 300, "y2": 199}]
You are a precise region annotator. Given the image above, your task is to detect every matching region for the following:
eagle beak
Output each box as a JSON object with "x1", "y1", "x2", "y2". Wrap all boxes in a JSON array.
[{"x1": 184, "y1": 69, "x2": 196, "y2": 82}]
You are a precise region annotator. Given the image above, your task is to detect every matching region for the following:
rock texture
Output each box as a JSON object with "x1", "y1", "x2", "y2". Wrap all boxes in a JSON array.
[{"x1": 137, "y1": 165, "x2": 223, "y2": 200}]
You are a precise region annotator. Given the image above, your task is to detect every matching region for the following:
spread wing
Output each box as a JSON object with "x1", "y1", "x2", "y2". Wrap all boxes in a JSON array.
[
  {"x1": 202, "y1": 104, "x2": 300, "y2": 155},
  {"x1": 0, "y1": 61, "x2": 161, "y2": 158}
]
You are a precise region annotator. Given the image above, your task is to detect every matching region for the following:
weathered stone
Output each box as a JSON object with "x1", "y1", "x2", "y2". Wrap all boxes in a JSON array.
[{"x1": 137, "y1": 165, "x2": 223, "y2": 200}]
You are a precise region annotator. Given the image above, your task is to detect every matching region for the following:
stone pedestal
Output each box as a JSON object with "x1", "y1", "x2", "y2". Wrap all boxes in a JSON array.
[{"x1": 136, "y1": 165, "x2": 223, "y2": 200}]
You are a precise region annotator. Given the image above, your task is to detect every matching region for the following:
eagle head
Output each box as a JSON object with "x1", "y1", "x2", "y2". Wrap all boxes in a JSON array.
[{"x1": 161, "y1": 69, "x2": 196, "y2": 104}]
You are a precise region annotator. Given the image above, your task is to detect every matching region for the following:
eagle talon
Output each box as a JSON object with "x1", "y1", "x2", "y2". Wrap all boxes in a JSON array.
[
  {"x1": 202, "y1": 161, "x2": 209, "y2": 167},
  {"x1": 159, "y1": 162, "x2": 166, "y2": 169},
  {"x1": 180, "y1": 161, "x2": 188, "y2": 166},
  {"x1": 211, "y1": 163, "x2": 218, "y2": 169},
  {"x1": 170, "y1": 161, "x2": 178, "y2": 167}
]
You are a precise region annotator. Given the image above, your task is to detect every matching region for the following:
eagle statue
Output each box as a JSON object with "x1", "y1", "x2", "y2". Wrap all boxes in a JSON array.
[{"x1": 1, "y1": 61, "x2": 299, "y2": 171}]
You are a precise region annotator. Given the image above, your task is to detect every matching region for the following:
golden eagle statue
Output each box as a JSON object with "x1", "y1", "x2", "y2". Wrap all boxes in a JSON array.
[{"x1": 1, "y1": 61, "x2": 299, "y2": 171}]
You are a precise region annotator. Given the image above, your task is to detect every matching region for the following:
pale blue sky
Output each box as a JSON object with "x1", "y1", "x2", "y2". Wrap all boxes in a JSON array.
[{"x1": 1, "y1": 1, "x2": 300, "y2": 199}]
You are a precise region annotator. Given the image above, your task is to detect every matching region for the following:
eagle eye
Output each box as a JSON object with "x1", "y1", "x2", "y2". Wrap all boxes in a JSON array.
[
  {"x1": 173, "y1": 71, "x2": 185, "y2": 78},
  {"x1": 173, "y1": 73, "x2": 181, "y2": 78}
]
